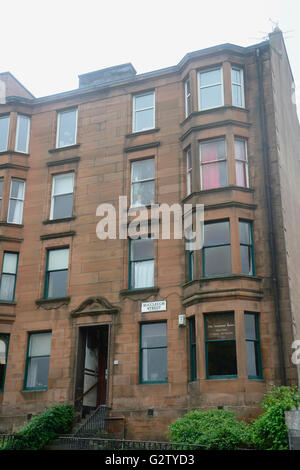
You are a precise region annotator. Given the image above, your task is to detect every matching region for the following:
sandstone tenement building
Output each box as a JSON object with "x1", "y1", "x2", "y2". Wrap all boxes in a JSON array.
[{"x1": 0, "y1": 28, "x2": 299, "y2": 440}]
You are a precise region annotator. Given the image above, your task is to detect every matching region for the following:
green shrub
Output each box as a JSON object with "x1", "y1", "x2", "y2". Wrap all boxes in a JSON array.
[
  {"x1": 250, "y1": 385, "x2": 300, "y2": 450},
  {"x1": 4, "y1": 403, "x2": 74, "y2": 450},
  {"x1": 168, "y1": 409, "x2": 251, "y2": 450}
]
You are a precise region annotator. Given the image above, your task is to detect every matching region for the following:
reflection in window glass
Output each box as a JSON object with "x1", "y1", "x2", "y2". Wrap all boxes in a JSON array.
[
  {"x1": 203, "y1": 221, "x2": 231, "y2": 277},
  {"x1": 140, "y1": 323, "x2": 167, "y2": 383},
  {"x1": 25, "y1": 332, "x2": 52, "y2": 390}
]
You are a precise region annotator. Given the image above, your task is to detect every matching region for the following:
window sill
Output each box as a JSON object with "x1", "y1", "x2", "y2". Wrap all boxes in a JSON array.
[
  {"x1": 0, "y1": 150, "x2": 30, "y2": 157},
  {"x1": 0, "y1": 300, "x2": 17, "y2": 306},
  {"x1": 180, "y1": 106, "x2": 249, "y2": 126},
  {"x1": 126, "y1": 128, "x2": 160, "y2": 138},
  {"x1": 22, "y1": 389, "x2": 48, "y2": 393},
  {"x1": 43, "y1": 216, "x2": 76, "y2": 225},
  {"x1": 0, "y1": 221, "x2": 24, "y2": 228},
  {"x1": 36, "y1": 296, "x2": 71, "y2": 306},
  {"x1": 120, "y1": 286, "x2": 159, "y2": 297},
  {"x1": 139, "y1": 381, "x2": 168, "y2": 385},
  {"x1": 48, "y1": 144, "x2": 80, "y2": 153}
]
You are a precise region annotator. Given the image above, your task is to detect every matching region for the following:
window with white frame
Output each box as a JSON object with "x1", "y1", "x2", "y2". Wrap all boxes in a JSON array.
[
  {"x1": 234, "y1": 138, "x2": 249, "y2": 187},
  {"x1": 231, "y1": 67, "x2": 245, "y2": 108},
  {"x1": 184, "y1": 78, "x2": 191, "y2": 118},
  {"x1": 133, "y1": 92, "x2": 155, "y2": 133},
  {"x1": 15, "y1": 115, "x2": 30, "y2": 153},
  {"x1": 56, "y1": 108, "x2": 77, "y2": 148},
  {"x1": 50, "y1": 173, "x2": 74, "y2": 220},
  {"x1": 7, "y1": 179, "x2": 26, "y2": 224},
  {"x1": 0, "y1": 115, "x2": 10, "y2": 152},
  {"x1": 198, "y1": 68, "x2": 223, "y2": 110},
  {"x1": 186, "y1": 148, "x2": 192, "y2": 196},
  {"x1": 131, "y1": 159, "x2": 155, "y2": 207},
  {"x1": 24, "y1": 332, "x2": 52, "y2": 390}
]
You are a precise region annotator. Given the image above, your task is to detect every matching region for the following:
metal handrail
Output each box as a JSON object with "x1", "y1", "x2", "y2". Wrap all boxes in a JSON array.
[{"x1": 75, "y1": 381, "x2": 98, "y2": 403}]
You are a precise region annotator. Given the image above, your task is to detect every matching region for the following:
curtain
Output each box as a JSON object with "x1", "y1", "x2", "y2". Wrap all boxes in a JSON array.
[
  {"x1": 133, "y1": 260, "x2": 154, "y2": 288},
  {"x1": 0, "y1": 274, "x2": 14, "y2": 301}
]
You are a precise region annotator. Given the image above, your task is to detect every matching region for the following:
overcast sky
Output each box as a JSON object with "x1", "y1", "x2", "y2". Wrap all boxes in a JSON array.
[{"x1": 1, "y1": 0, "x2": 299, "y2": 113}]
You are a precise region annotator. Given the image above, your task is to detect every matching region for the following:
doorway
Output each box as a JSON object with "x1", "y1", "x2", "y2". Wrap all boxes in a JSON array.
[{"x1": 75, "y1": 325, "x2": 109, "y2": 416}]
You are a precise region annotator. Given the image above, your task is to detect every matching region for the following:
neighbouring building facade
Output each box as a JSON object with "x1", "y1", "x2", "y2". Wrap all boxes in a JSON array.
[{"x1": 0, "y1": 28, "x2": 300, "y2": 440}]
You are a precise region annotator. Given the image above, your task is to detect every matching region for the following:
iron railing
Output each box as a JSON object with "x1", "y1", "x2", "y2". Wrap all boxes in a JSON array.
[
  {"x1": 74, "y1": 405, "x2": 108, "y2": 436},
  {"x1": 0, "y1": 434, "x2": 21, "y2": 449},
  {"x1": 51, "y1": 436, "x2": 206, "y2": 450}
]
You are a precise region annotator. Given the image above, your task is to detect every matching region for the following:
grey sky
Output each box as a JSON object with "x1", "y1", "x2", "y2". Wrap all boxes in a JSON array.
[{"x1": 1, "y1": 0, "x2": 299, "y2": 113}]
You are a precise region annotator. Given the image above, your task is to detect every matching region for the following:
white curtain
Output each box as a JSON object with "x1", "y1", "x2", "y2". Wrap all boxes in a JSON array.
[{"x1": 133, "y1": 260, "x2": 154, "y2": 288}]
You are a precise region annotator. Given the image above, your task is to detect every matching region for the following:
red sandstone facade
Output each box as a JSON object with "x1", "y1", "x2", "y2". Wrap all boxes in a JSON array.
[{"x1": 0, "y1": 29, "x2": 299, "y2": 440}]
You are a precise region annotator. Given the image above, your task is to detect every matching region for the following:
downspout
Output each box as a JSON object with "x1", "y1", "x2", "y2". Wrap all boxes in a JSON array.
[{"x1": 255, "y1": 46, "x2": 286, "y2": 385}]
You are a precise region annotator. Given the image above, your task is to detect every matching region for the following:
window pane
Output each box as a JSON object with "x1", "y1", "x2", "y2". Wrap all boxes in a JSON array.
[
  {"x1": 245, "y1": 314, "x2": 257, "y2": 340},
  {"x1": 200, "y1": 69, "x2": 222, "y2": 87},
  {"x1": 204, "y1": 221, "x2": 230, "y2": 246},
  {"x1": 132, "y1": 159, "x2": 155, "y2": 182},
  {"x1": 2, "y1": 253, "x2": 18, "y2": 274},
  {"x1": 48, "y1": 248, "x2": 69, "y2": 271},
  {"x1": 200, "y1": 140, "x2": 226, "y2": 162},
  {"x1": 141, "y1": 323, "x2": 167, "y2": 348},
  {"x1": 47, "y1": 270, "x2": 68, "y2": 298},
  {"x1": 232, "y1": 68, "x2": 242, "y2": 84},
  {"x1": 135, "y1": 109, "x2": 155, "y2": 132},
  {"x1": 0, "y1": 274, "x2": 15, "y2": 301},
  {"x1": 7, "y1": 199, "x2": 24, "y2": 224},
  {"x1": 204, "y1": 245, "x2": 232, "y2": 276},
  {"x1": 0, "y1": 116, "x2": 9, "y2": 152},
  {"x1": 232, "y1": 85, "x2": 243, "y2": 107},
  {"x1": 26, "y1": 356, "x2": 50, "y2": 388},
  {"x1": 52, "y1": 194, "x2": 73, "y2": 219},
  {"x1": 240, "y1": 245, "x2": 252, "y2": 275},
  {"x1": 200, "y1": 85, "x2": 222, "y2": 109},
  {"x1": 0, "y1": 180, "x2": 3, "y2": 198},
  {"x1": 132, "y1": 260, "x2": 154, "y2": 288},
  {"x1": 206, "y1": 313, "x2": 235, "y2": 340},
  {"x1": 57, "y1": 109, "x2": 77, "y2": 147},
  {"x1": 53, "y1": 173, "x2": 74, "y2": 195},
  {"x1": 207, "y1": 341, "x2": 237, "y2": 376},
  {"x1": 131, "y1": 181, "x2": 155, "y2": 206},
  {"x1": 135, "y1": 93, "x2": 154, "y2": 111},
  {"x1": 131, "y1": 238, "x2": 154, "y2": 261},
  {"x1": 0, "y1": 336, "x2": 9, "y2": 390},
  {"x1": 236, "y1": 161, "x2": 247, "y2": 187},
  {"x1": 142, "y1": 348, "x2": 167, "y2": 382},
  {"x1": 29, "y1": 333, "x2": 52, "y2": 357},
  {"x1": 235, "y1": 139, "x2": 247, "y2": 161},
  {"x1": 16, "y1": 115, "x2": 30, "y2": 153},
  {"x1": 246, "y1": 341, "x2": 260, "y2": 377},
  {"x1": 10, "y1": 179, "x2": 25, "y2": 199},
  {"x1": 201, "y1": 161, "x2": 228, "y2": 189},
  {"x1": 239, "y1": 221, "x2": 251, "y2": 245}
]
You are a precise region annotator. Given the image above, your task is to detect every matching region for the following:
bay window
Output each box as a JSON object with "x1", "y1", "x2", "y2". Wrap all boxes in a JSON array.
[
  {"x1": 0, "y1": 115, "x2": 10, "y2": 152},
  {"x1": 205, "y1": 312, "x2": 237, "y2": 378},
  {"x1": 200, "y1": 138, "x2": 227, "y2": 190},
  {"x1": 198, "y1": 67, "x2": 223, "y2": 111},
  {"x1": 203, "y1": 220, "x2": 231, "y2": 277},
  {"x1": 244, "y1": 313, "x2": 262, "y2": 379},
  {"x1": 235, "y1": 138, "x2": 249, "y2": 187},
  {"x1": 186, "y1": 148, "x2": 192, "y2": 196},
  {"x1": 231, "y1": 67, "x2": 245, "y2": 108},
  {"x1": 239, "y1": 220, "x2": 255, "y2": 276},
  {"x1": 184, "y1": 78, "x2": 191, "y2": 118},
  {"x1": 15, "y1": 115, "x2": 30, "y2": 153}
]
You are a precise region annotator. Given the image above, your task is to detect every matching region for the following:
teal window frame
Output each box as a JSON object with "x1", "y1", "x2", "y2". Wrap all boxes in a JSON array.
[
  {"x1": 0, "y1": 334, "x2": 10, "y2": 392},
  {"x1": 189, "y1": 317, "x2": 197, "y2": 381},
  {"x1": 43, "y1": 247, "x2": 69, "y2": 299},
  {"x1": 0, "y1": 252, "x2": 19, "y2": 302},
  {"x1": 128, "y1": 238, "x2": 154, "y2": 290},
  {"x1": 139, "y1": 322, "x2": 168, "y2": 384},
  {"x1": 202, "y1": 220, "x2": 232, "y2": 278},
  {"x1": 23, "y1": 331, "x2": 52, "y2": 391},
  {"x1": 245, "y1": 312, "x2": 263, "y2": 379},
  {"x1": 204, "y1": 312, "x2": 237, "y2": 379},
  {"x1": 239, "y1": 220, "x2": 255, "y2": 276}
]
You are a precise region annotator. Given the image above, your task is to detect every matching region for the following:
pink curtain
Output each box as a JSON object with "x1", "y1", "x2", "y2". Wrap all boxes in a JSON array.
[
  {"x1": 201, "y1": 143, "x2": 220, "y2": 189},
  {"x1": 236, "y1": 161, "x2": 247, "y2": 187}
]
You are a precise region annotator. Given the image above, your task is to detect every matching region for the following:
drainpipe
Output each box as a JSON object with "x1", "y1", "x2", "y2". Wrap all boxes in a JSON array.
[{"x1": 255, "y1": 46, "x2": 286, "y2": 385}]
